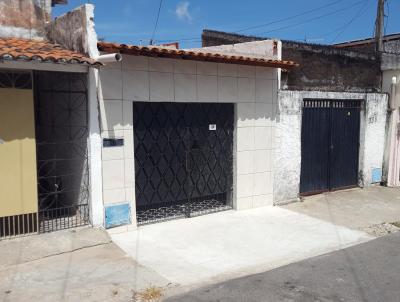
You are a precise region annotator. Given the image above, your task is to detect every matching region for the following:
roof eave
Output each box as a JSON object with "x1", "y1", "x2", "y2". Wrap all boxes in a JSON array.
[{"x1": 98, "y1": 43, "x2": 298, "y2": 69}]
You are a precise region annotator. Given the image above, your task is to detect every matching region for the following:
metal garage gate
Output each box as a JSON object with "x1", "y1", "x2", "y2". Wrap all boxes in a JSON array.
[
  {"x1": 133, "y1": 102, "x2": 234, "y2": 225},
  {"x1": 300, "y1": 99, "x2": 361, "y2": 195}
]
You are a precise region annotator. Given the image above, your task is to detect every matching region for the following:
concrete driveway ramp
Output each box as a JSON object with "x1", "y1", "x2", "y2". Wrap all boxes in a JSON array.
[{"x1": 110, "y1": 207, "x2": 372, "y2": 286}]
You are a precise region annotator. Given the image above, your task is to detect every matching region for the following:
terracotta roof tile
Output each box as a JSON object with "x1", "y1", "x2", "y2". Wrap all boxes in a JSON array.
[
  {"x1": 98, "y1": 42, "x2": 298, "y2": 69},
  {"x1": 0, "y1": 37, "x2": 99, "y2": 66}
]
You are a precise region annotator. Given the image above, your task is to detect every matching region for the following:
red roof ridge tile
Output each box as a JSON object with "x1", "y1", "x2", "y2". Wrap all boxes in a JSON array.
[{"x1": 98, "y1": 41, "x2": 298, "y2": 69}]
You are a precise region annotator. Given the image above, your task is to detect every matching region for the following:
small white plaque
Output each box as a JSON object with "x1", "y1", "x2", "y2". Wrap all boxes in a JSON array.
[{"x1": 209, "y1": 124, "x2": 217, "y2": 131}]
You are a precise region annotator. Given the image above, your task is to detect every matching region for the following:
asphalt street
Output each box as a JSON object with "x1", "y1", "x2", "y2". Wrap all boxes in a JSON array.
[{"x1": 166, "y1": 232, "x2": 400, "y2": 302}]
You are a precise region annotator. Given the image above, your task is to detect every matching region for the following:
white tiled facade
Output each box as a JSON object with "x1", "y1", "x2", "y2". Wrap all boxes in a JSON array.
[{"x1": 98, "y1": 55, "x2": 278, "y2": 226}]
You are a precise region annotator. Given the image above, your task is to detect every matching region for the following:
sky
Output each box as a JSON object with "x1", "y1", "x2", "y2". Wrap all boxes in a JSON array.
[{"x1": 53, "y1": 0, "x2": 400, "y2": 48}]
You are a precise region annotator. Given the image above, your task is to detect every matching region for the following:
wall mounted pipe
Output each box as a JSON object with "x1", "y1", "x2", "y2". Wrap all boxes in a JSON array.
[{"x1": 96, "y1": 53, "x2": 122, "y2": 64}]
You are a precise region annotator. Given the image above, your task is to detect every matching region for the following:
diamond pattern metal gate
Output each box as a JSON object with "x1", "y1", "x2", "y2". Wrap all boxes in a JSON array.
[{"x1": 133, "y1": 102, "x2": 234, "y2": 225}]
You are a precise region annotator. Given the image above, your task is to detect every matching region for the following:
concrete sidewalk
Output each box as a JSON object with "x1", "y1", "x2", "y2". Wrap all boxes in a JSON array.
[
  {"x1": 284, "y1": 186, "x2": 400, "y2": 236},
  {"x1": 111, "y1": 206, "x2": 372, "y2": 288},
  {"x1": 0, "y1": 227, "x2": 169, "y2": 302}
]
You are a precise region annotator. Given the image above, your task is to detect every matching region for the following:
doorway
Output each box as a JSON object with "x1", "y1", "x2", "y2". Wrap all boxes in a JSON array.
[
  {"x1": 133, "y1": 102, "x2": 234, "y2": 225},
  {"x1": 300, "y1": 99, "x2": 361, "y2": 195}
]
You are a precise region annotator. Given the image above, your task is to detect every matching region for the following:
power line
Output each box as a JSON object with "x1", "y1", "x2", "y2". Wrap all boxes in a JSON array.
[
  {"x1": 236, "y1": 0, "x2": 347, "y2": 33},
  {"x1": 330, "y1": 0, "x2": 372, "y2": 43},
  {"x1": 255, "y1": 0, "x2": 368, "y2": 36},
  {"x1": 149, "y1": 0, "x2": 163, "y2": 45},
  {"x1": 144, "y1": 0, "x2": 368, "y2": 47}
]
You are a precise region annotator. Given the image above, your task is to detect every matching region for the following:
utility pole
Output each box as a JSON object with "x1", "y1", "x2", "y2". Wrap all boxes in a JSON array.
[{"x1": 375, "y1": 0, "x2": 385, "y2": 53}]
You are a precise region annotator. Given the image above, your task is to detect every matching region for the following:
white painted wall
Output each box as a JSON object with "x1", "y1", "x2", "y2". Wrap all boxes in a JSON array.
[
  {"x1": 85, "y1": 4, "x2": 104, "y2": 227},
  {"x1": 362, "y1": 93, "x2": 388, "y2": 185},
  {"x1": 382, "y1": 70, "x2": 400, "y2": 185},
  {"x1": 98, "y1": 55, "x2": 279, "y2": 227},
  {"x1": 275, "y1": 91, "x2": 388, "y2": 203},
  {"x1": 274, "y1": 91, "x2": 302, "y2": 203},
  {"x1": 191, "y1": 40, "x2": 281, "y2": 60}
]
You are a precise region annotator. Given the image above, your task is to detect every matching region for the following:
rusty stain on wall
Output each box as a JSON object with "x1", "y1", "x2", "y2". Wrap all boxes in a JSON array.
[
  {"x1": 47, "y1": 5, "x2": 89, "y2": 55},
  {"x1": 0, "y1": 0, "x2": 52, "y2": 38}
]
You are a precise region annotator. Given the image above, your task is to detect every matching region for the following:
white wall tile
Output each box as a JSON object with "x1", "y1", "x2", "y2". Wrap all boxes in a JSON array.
[
  {"x1": 254, "y1": 102, "x2": 274, "y2": 127},
  {"x1": 102, "y1": 159, "x2": 125, "y2": 190},
  {"x1": 122, "y1": 55, "x2": 148, "y2": 71},
  {"x1": 254, "y1": 127, "x2": 272, "y2": 150},
  {"x1": 237, "y1": 65, "x2": 255, "y2": 78},
  {"x1": 122, "y1": 101, "x2": 133, "y2": 129},
  {"x1": 237, "y1": 174, "x2": 254, "y2": 198},
  {"x1": 149, "y1": 57, "x2": 174, "y2": 72},
  {"x1": 103, "y1": 188, "x2": 126, "y2": 205},
  {"x1": 99, "y1": 59, "x2": 280, "y2": 215},
  {"x1": 253, "y1": 172, "x2": 272, "y2": 195},
  {"x1": 218, "y1": 76, "x2": 237, "y2": 103},
  {"x1": 102, "y1": 146, "x2": 124, "y2": 161},
  {"x1": 123, "y1": 70, "x2": 149, "y2": 102},
  {"x1": 236, "y1": 196, "x2": 253, "y2": 210},
  {"x1": 237, "y1": 127, "x2": 254, "y2": 151},
  {"x1": 253, "y1": 149, "x2": 272, "y2": 173},
  {"x1": 237, "y1": 151, "x2": 254, "y2": 175},
  {"x1": 218, "y1": 63, "x2": 237, "y2": 77},
  {"x1": 256, "y1": 79, "x2": 273, "y2": 103},
  {"x1": 197, "y1": 61, "x2": 218, "y2": 75},
  {"x1": 123, "y1": 129, "x2": 134, "y2": 159},
  {"x1": 125, "y1": 187, "x2": 136, "y2": 204},
  {"x1": 238, "y1": 77, "x2": 255, "y2": 102},
  {"x1": 237, "y1": 103, "x2": 255, "y2": 128},
  {"x1": 197, "y1": 75, "x2": 218, "y2": 102},
  {"x1": 124, "y1": 159, "x2": 135, "y2": 188},
  {"x1": 253, "y1": 194, "x2": 273, "y2": 207},
  {"x1": 102, "y1": 129, "x2": 124, "y2": 160},
  {"x1": 175, "y1": 74, "x2": 197, "y2": 102},
  {"x1": 272, "y1": 80, "x2": 278, "y2": 104},
  {"x1": 99, "y1": 69, "x2": 123, "y2": 100},
  {"x1": 99, "y1": 59, "x2": 122, "y2": 71},
  {"x1": 256, "y1": 67, "x2": 275, "y2": 79},
  {"x1": 149, "y1": 72, "x2": 174, "y2": 102},
  {"x1": 174, "y1": 59, "x2": 196, "y2": 74},
  {"x1": 102, "y1": 100, "x2": 123, "y2": 131}
]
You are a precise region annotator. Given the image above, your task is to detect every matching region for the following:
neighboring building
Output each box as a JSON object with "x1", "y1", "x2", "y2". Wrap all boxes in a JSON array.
[
  {"x1": 0, "y1": 0, "x2": 67, "y2": 39},
  {"x1": 0, "y1": 4, "x2": 102, "y2": 238},
  {"x1": 334, "y1": 33, "x2": 400, "y2": 54},
  {"x1": 202, "y1": 30, "x2": 388, "y2": 203},
  {"x1": 335, "y1": 34, "x2": 400, "y2": 187}
]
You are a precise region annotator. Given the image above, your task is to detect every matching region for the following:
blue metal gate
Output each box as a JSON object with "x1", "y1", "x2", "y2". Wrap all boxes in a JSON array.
[{"x1": 300, "y1": 99, "x2": 361, "y2": 195}]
